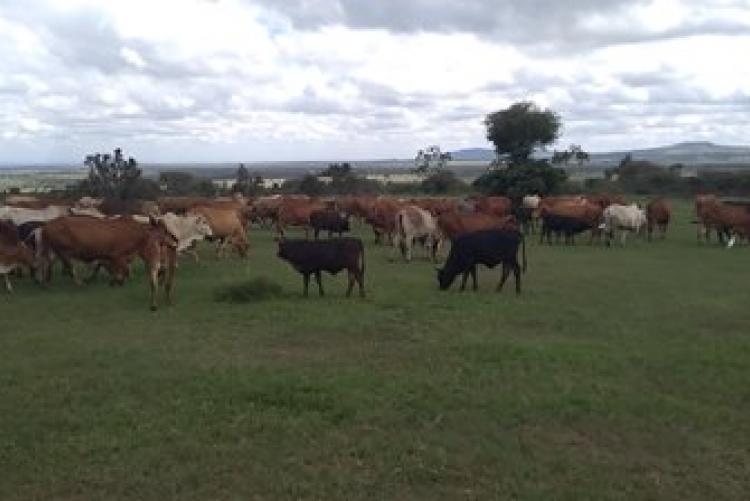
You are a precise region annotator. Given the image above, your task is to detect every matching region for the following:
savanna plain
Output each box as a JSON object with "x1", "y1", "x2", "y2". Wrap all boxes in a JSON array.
[{"x1": 1, "y1": 200, "x2": 749, "y2": 500}]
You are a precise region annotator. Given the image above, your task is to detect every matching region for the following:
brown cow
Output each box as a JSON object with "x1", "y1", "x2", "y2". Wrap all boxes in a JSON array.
[
  {"x1": 0, "y1": 221, "x2": 38, "y2": 292},
  {"x1": 474, "y1": 196, "x2": 512, "y2": 217},
  {"x1": 365, "y1": 197, "x2": 403, "y2": 245},
  {"x1": 539, "y1": 201, "x2": 603, "y2": 245},
  {"x1": 646, "y1": 198, "x2": 671, "y2": 240},
  {"x1": 276, "y1": 198, "x2": 328, "y2": 238},
  {"x1": 188, "y1": 206, "x2": 249, "y2": 258},
  {"x1": 40, "y1": 216, "x2": 177, "y2": 310},
  {"x1": 437, "y1": 212, "x2": 518, "y2": 241}
]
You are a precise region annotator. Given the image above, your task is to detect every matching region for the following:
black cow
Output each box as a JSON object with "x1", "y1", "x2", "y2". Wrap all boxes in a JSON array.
[
  {"x1": 309, "y1": 209, "x2": 351, "y2": 239},
  {"x1": 540, "y1": 214, "x2": 593, "y2": 245},
  {"x1": 277, "y1": 237, "x2": 365, "y2": 297},
  {"x1": 437, "y1": 229, "x2": 526, "y2": 293}
]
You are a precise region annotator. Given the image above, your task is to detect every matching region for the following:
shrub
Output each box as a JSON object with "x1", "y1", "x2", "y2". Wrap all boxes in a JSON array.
[{"x1": 214, "y1": 277, "x2": 285, "y2": 304}]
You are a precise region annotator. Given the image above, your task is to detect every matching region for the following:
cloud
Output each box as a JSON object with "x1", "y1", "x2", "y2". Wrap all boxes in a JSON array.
[{"x1": 0, "y1": 0, "x2": 749, "y2": 163}]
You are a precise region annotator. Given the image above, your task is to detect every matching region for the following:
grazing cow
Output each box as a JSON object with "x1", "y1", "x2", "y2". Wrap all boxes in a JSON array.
[
  {"x1": 393, "y1": 205, "x2": 443, "y2": 262},
  {"x1": 437, "y1": 212, "x2": 518, "y2": 241},
  {"x1": 539, "y1": 201, "x2": 603, "y2": 245},
  {"x1": 474, "y1": 196, "x2": 512, "y2": 218},
  {"x1": 0, "y1": 205, "x2": 70, "y2": 225},
  {"x1": 40, "y1": 216, "x2": 177, "y2": 310},
  {"x1": 601, "y1": 204, "x2": 647, "y2": 246},
  {"x1": 437, "y1": 230, "x2": 526, "y2": 293},
  {"x1": 277, "y1": 238, "x2": 365, "y2": 297},
  {"x1": 188, "y1": 206, "x2": 248, "y2": 258},
  {"x1": 310, "y1": 209, "x2": 351, "y2": 239},
  {"x1": 646, "y1": 198, "x2": 671, "y2": 240}
]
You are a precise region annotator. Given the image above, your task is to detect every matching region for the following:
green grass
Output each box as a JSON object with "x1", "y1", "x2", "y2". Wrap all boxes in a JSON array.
[{"x1": 1, "y1": 200, "x2": 749, "y2": 500}]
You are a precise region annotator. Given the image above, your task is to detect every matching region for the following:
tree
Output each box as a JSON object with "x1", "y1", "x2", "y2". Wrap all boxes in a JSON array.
[
  {"x1": 81, "y1": 147, "x2": 146, "y2": 200},
  {"x1": 414, "y1": 145, "x2": 451, "y2": 174},
  {"x1": 232, "y1": 163, "x2": 250, "y2": 194},
  {"x1": 159, "y1": 171, "x2": 196, "y2": 196},
  {"x1": 473, "y1": 160, "x2": 567, "y2": 198},
  {"x1": 321, "y1": 162, "x2": 352, "y2": 178},
  {"x1": 484, "y1": 101, "x2": 561, "y2": 166},
  {"x1": 551, "y1": 144, "x2": 590, "y2": 168}
]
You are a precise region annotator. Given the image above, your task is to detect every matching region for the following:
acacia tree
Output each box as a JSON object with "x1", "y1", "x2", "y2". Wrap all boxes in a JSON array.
[
  {"x1": 80, "y1": 147, "x2": 155, "y2": 200},
  {"x1": 484, "y1": 101, "x2": 561, "y2": 166}
]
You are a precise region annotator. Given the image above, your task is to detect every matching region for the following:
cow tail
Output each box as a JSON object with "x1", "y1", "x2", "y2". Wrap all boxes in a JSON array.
[
  {"x1": 521, "y1": 231, "x2": 527, "y2": 273},
  {"x1": 359, "y1": 242, "x2": 366, "y2": 277}
]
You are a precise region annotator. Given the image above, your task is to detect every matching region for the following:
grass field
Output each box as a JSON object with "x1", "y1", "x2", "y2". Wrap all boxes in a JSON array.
[{"x1": 2, "y1": 200, "x2": 749, "y2": 500}]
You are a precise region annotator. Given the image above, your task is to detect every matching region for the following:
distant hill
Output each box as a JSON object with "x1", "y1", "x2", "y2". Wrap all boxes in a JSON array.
[{"x1": 450, "y1": 142, "x2": 750, "y2": 166}]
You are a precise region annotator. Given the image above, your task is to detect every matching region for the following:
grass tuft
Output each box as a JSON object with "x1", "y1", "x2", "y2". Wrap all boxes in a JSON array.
[{"x1": 214, "y1": 276, "x2": 285, "y2": 303}]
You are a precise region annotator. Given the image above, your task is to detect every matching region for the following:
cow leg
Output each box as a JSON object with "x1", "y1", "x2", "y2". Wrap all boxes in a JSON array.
[
  {"x1": 513, "y1": 262, "x2": 521, "y2": 294},
  {"x1": 3, "y1": 274, "x2": 12, "y2": 293},
  {"x1": 314, "y1": 229, "x2": 320, "y2": 240},
  {"x1": 346, "y1": 269, "x2": 355, "y2": 297},
  {"x1": 162, "y1": 246, "x2": 177, "y2": 306},
  {"x1": 496, "y1": 264, "x2": 511, "y2": 292},
  {"x1": 302, "y1": 273, "x2": 310, "y2": 297},
  {"x1": 460, "y1": 271, "x2": 469, "y2": 291},
  {"x1": 314, "y1": 271, "x2": 324, "y2": 296}
]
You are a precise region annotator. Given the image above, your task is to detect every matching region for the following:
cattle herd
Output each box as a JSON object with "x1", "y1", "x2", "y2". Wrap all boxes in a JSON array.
[{"x1": 0, "y1": 191, "x2": 746, "y2": 309}]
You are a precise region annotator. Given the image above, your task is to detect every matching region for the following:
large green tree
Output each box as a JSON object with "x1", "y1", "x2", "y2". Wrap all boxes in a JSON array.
[{"x1": 484, "y1": 101, "x2": 561, "y2": 166}]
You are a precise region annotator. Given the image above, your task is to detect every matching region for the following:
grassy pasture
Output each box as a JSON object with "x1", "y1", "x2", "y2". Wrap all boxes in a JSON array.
[{"x1": 1, "y1": 200, "x2": 749, "y2": 500}]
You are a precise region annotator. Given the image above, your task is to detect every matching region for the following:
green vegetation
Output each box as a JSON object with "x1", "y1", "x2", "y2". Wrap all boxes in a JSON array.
[{"x1": 1, "y1": 200, "x2": 749, "y2": 499}]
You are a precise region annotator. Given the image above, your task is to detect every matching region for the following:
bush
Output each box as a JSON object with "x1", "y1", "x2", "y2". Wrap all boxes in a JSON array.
[
  {"x1": 420, "y1": 170, "x2": 469, "y2": 194},
  {"x1": 214, "y1": 277, "x2": 285, "y2": 304},
  {"x1": 473, "y1": 160, "x2": 567, "y2": 198}
]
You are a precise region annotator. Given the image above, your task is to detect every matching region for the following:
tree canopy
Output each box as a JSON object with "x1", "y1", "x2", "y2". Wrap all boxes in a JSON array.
[
  {"x1": 484, "y1": 101, "x2": 561, "y2": 166},
  {"x1": 77, "y1": 148, "x2": 158, "y2": 200}
]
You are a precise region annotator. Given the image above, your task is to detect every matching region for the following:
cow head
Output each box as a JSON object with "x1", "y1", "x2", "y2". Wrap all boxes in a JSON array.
[
  {"x1": 192, "y1": 214, "x2": 213, "y2": 238},
  {"x1": 436, "y1": 266, "x2": 454, "y2": 290}
]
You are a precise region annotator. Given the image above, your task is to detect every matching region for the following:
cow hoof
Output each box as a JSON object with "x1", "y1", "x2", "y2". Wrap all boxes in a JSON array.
[{"x1": 150, "y1": 305, "x2": 158, "y2": 312}]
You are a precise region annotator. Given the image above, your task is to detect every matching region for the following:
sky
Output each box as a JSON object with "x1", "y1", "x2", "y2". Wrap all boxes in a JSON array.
[{"x1": 1, "y1": 0, "x2": 749, "y2": 164}]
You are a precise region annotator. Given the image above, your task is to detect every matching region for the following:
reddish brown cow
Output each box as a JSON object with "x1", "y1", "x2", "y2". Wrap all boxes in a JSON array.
[
  {"x1": 646, "y1": 198, "x2": 671, "y2": 240},
  {"x1": 437, "y1": 212, "x2": 518, "y2": 241},
  {"x1": 0, "y1": 221, "x2": 38, "y2": 292},
  {"x1": 366, "y1": 197, "x2": 403, "y2": 245},
  {"x1": 474, "y1": 196, "x2": 512, "y2": 217},
  {"x1": 40, "y1": 216, "x2": 177, "y2": 310},
  {"x1": 276, "y1": 198, "x2": 328, "y2": 238},
  {"x1": 540, "y1": 201, "x2": 603, "y2": 244}
]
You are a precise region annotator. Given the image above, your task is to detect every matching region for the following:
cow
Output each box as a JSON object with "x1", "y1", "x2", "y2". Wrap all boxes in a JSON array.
[
  {"x1": 276, "y1": 238, "x2": 365, "y2": 297},
  {"x1": 366, "y1": 197, "x2": 403, "y2": 245},
  {"x1": 601, "y1": 204, "x2": 647, "y2": 246},
  {"x1": 646, "y1": 198, "x2": 671, "y2": 240},
  {"x1": 539, "y1": 201, "x2": 603, "y2": 245},
  {"x1": 437, "y1": 229, "x2": 526, "y2": 293},
  {"x1": 0, "y1": 223, "x2": 38, "y2": 293},
  {"x1": 473, "y1": 196, "x2": 512, "y2": 218},
  {"x1": 276, "y1": 198, "x2": 327, "y2": 238},
  {"x1": 188, "y1": 206, "x2": 248, "y2": 258},
  {"x1": 309, "y1": 209, "x2": 351, "y2": 239},
  {"x1": 158, "y1": 213, "x2": 213, "y2": 261},
  {"x1": 0, "y1": 205, "x2": 70, "y2": 225},
  {"x1": 250, "y1": 195, "x2": 282, "y2": 228},
  {"x1": 39, "y1": 216, "x2": 177, "y2": 310},
  {"x1": 437, "y1": 212, "x2": 518, "y2": 241},
  {"x1": 393, "y1": 205, "x2": 443, "y2": 262}
]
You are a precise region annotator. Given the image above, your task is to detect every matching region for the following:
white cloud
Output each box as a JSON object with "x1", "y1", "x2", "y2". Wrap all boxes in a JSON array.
[{"x1": 0, "y1": 0, "x2": 749, "y2": 163}]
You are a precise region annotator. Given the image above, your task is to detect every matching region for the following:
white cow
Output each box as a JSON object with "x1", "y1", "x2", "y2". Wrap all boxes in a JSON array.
[
  {"x1": 393, "y1": 205, "x2": 443, "y2": 262},
  {"x1": 601, "y1": 204, "x2": 647, "y2": 246},
  {"x1": 132, "y1": 213, "x2": 213, "y2": 261},
  {"x1": 0, "y1": 205, "x2": 70, "y2": 225},
  {"x1": 522, "y1": 194, "x2": 541, "y2": 209}
]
